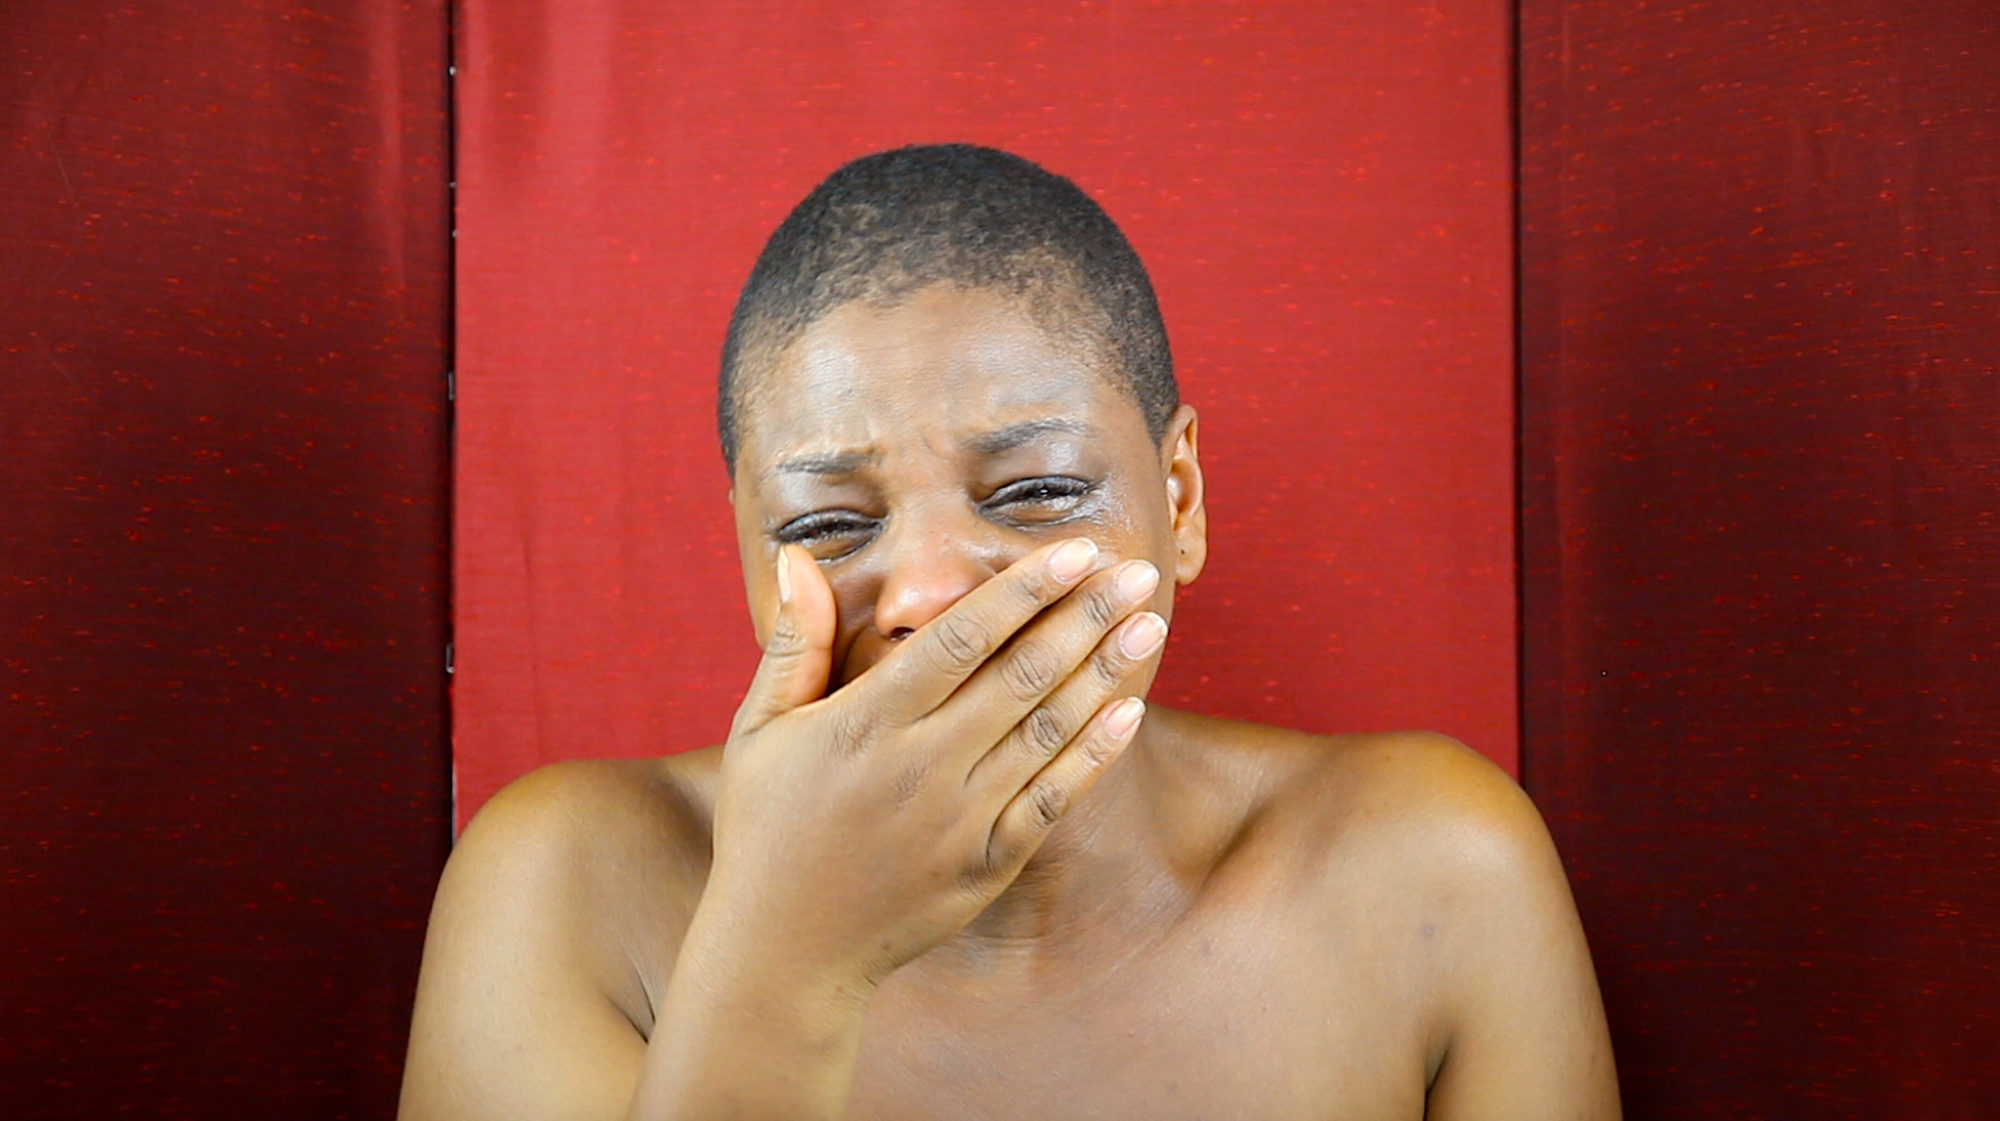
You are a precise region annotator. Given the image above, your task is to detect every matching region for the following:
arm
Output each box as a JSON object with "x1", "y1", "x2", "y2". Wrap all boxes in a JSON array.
[
  {"x1": 396, "y1": 762, "x2": 653, "y2": 1121},
  {"x1": 1419, "y1": 744, "x2": 1622, "y2": 1121},
  {"x1": 396, "y1": 762, "x2": 865, "y2": 1121}
]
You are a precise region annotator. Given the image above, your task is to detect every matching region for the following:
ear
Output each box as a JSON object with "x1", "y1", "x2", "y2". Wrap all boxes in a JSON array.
[{"x1": 1160, "y1": 404, "x2": 1207, "y2": 586}]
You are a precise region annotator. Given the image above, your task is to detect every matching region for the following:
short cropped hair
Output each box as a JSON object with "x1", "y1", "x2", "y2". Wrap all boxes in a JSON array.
[{"x1": 717, "y1": 143, "x2": 1177, "y2": 467}]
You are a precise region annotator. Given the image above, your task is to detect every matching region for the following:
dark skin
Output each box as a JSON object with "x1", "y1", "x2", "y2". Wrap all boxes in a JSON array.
[{"x1": 399, "y1": 283, "x2": 1620, "y2": 1120}]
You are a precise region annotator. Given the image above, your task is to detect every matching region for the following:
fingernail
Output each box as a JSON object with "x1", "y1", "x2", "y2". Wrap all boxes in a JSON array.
[
  {"x1": 775, "y1": 547, "x2": 793, "y2": 604},
  {"x1": 1048, "y1": 538, "x2": 1099, "y2": 583},
  {"x1": 1114, "y1": 560, "x2": 1159, "y2": 603},
  {"x1": 1106, "y1": 697, "x2": 1146, "y2": 739},
  {"x1": 1118, "y1": 612, "x2": 1167, "y2": 659}
]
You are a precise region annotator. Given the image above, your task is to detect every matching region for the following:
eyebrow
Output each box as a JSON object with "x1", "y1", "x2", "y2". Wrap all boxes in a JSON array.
[
  {"x1": 772, "y1": 449, "x2": 877, "y2": 477},
  {"x1": 964, "y1": 417, "x2": 1095, "y2": 455},
  {"x1": 767, "y1": 418, "x2": 1093, "y2": 479}
]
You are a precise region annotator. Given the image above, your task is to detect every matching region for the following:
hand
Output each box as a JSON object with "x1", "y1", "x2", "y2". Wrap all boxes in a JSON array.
[{"x1": 701, "y1": 537, "x2": 1167, "y2": 994}]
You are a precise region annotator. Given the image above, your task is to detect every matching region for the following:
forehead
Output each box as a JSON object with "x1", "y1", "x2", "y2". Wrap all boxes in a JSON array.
[{"x1": 734, "y1": 284, "x2": 1135, "y2": 472}]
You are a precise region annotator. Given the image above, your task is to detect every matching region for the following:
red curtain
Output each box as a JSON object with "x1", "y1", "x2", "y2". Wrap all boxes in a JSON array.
[
  {"x1": 1, "y1": 2, "x2": 450, "y2": 1116},
  {"x1": 452, "y1": 0, "x2": 1520, "y2": 827},
  {"x1": 19, "y1": 2, "x2": 1991, "y2": 1116},
  {"x1": 1520, "y1": 2, "x2": 2000, "y2": 1116}
]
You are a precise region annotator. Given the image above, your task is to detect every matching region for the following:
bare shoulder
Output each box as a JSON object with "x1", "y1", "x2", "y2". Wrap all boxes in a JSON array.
[
  {"x1": 1235, "y1": 726, "x2": 1616, "y2": 1117},
  {"x1": 1247, "y1": 726, "x2": 1562, "y2": 898},
  {"x1": 444, "y1": 748, "x2": 727, "y2": 972},
  {"x1": 400, "y1": 749, "x2": 728, "y2": 1119},
  {"x1": 1161, "y1": 715, "x2": 1542, "y2": 862},
  {"x1": 1184, "y1": 719, "x2": 1584, "y2": 994},
  {"x1": 454, "y1": 748, "x2": 723, "y2": 891}
]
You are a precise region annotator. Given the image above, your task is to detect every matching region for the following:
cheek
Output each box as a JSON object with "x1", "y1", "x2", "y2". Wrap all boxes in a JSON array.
[
  {"x1": 1089, "y1": 476, "x2": 1171, "y2": 559},
  {"x1": 737, "y1": 542, "x2": 779, "y2": 645}
]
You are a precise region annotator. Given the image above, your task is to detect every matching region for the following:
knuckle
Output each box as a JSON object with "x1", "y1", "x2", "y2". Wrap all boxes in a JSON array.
[
  {"x1": 1011, "y1": 566, "x2": 1059, "y2": 611},
  {"x1": 929, "y1": 614, "x2": 990, "y2": 675},
  {"x1": 1026, "y1": 780, "x2": 1069, "y2": 831},
  {"x1": 825, "y1": 703, "x2": 877, "y2": 756},
  {"x1": 1087, "y1": 642, "x2": 1128, "y2": 686},
  {"x1": 1019, "y1": 704, "x2": 1069, "y2": 758},
  {"x1": 999, "y1": 642, "x2": 1060, "y2": 701},
  {"x1": 765, "y1": 613, "x2": 807, "y2": 655},
  {"x1": 892, "y1": 762, "x2": 928, "y2": 807},
  {"x1": 1077, "y1": 584, "x2": 1123, "y2": 631}
]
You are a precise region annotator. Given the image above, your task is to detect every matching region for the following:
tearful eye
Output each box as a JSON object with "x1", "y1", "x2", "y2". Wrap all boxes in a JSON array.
[
  {"x1": 773, "y1": 510, "x2": 879, "y2": 560},
  {"x1": 982, "y1": 476, "x2": 1097, "y2": 524}
]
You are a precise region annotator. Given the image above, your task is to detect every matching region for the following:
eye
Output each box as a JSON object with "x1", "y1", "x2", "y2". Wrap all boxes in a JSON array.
[
  {"x1": 773, "y1": 509, "x2": 879, "y2": 560},
  {"x1": 982, "y1": 476, "x2": 1097, "y2": 524}
]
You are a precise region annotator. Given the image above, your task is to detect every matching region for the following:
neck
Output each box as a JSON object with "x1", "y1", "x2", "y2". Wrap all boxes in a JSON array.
[{"x1": 931, "y1": 710, "x2": 1193, "y2": 972}]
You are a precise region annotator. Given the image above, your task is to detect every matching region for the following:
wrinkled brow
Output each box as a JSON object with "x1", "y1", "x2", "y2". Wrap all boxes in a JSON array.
[
  {"x1": 964, "y1": 418, "x2": 1094, "y2": 455},
  {"x1": 771, "y1": 449, "x2": 876, "y2": 478},
  {"x1": 767, "y1": 418, "x2": 1093, "y2": 479}
]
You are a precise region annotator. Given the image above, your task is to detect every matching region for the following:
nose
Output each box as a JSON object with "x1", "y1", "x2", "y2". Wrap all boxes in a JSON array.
[{"x1": 870, "y1": 514, "x2": 1005, "y2": 641}]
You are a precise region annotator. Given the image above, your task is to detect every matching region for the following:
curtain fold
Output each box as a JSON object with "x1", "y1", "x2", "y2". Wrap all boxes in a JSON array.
[
  {"x1": 1520, "y1": 2, "x2": 2000, "y2": 1116},
  {"x1": 0, "y1": 2, "x2": 451, "y2": 1115}
]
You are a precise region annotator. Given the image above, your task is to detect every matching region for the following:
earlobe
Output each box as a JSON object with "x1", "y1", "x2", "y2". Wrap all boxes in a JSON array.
[{"x1": 1162, "y1": 405, "x2": 1208, "y2": 586}]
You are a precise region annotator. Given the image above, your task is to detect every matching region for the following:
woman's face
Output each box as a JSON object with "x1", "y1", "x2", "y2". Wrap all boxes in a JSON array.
[{"x1": 730, "y1": 282, "x2": 1205, "y2": 691}]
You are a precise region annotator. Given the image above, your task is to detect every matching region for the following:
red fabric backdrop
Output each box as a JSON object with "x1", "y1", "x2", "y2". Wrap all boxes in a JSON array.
[
  {"x1": 1, "y1": 2, "x2": 451, "y2": 1116},
  {"x1": 1520, "y1": 1, "x2": 2000, "y2": 1116},
  {"x1": 453, "y1": 0, "x2": 1518, "y2": 827},
  {"x1": 10, "y1": 3, "x2": 1993, "y2": 1115}
]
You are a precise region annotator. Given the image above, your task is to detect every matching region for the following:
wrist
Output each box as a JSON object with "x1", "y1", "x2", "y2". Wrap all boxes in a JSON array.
[
  {"x1": 675, "y1": 888, "x2": 878, "y2": 1032},
  {"x1": 632, "y1": 906, "x2": 873, "y2": 1121}
]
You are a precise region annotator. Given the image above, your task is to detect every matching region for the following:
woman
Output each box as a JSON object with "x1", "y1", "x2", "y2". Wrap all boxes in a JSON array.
[{"x1": 400, "y1": 144, "x2": 1618, "y2": 1120}]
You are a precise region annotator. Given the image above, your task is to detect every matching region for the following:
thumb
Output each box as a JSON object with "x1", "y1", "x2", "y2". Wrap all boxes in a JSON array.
[{"x1": 732, "y1": 545, "x2": 836, "y2": 734}]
